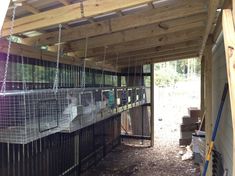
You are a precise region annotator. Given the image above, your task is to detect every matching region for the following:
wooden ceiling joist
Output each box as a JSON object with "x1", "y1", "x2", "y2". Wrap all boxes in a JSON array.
[
  {"x1": 111, "y1": 47, "x2": 199, "y2": 65},
  {"x1": 21, "y1": 2, "x2": 40, "y2": 14},
  {"x1": 81, "y1": 28, "x2": 204, "y2": 58},
  {"x1": 22, "y1": 0, "x2": 207, "y2": 46},
  {"x1": 2, "y1": 0, "x2": 159, "y2": 37},
  {"x1": 103, "y1": 40, "x2": 200, "y2": 60},
  {"x1": 101, "y1": 45, "x2": 200, "y2": 64},
  {"x1": 62, "y1": 15, "x2": 206, "y2": 53},
  {"x1": 118, "y1": 52, "x2": 198, "y2": 68},
  {"x1": 58, "y1": 0, "x2": 70, "y2": 6},
  {"x1": 199, "y1": 0, "x2": 221, "y2": 58},
  {"x1": 0, "y1": 39, "x2": 116, "y2": 72}
]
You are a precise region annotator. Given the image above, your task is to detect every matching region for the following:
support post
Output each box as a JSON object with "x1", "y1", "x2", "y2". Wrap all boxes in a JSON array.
[
  {"x1": 150, "y1": 64, "x2": 155, "y2": 147},
  {"x1": 204, "y1": 38, "x2": 213, "y2": 176},
  {"x1": 201, "y1": 56, "x2": 205, "y2": 121},
  {"x1": 222, "y1": 8, "x2": 235, "y2": 176}
]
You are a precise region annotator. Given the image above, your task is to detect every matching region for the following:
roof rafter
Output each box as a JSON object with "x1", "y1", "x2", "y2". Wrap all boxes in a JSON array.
[
  {"x1": 118, "y1": 52, "x2": 198, "y2": 68},
  {"x1": 199, "y1": 0, "x2": 221, "y2": 57},
  {"x1": 74, "y1": 27, "x2": 204, "y2": 58},
  {"x1": 62, "y1": 16, "x2": 205, "y2": 53},
  {"x1": 107, "y1": 47, "x2": 199, "y2": 65},
  {"x1": 93, "y1": 41, "x2": 201, "y2": 62},
  {"x1": 2, "y1": 0, "x2": 157, "y2": 36},
  {"x1": 0, "y1": 39, "x2": 116, "y2": 71},
  {"x1": 22, "y1": 0, "x2": 206, "y2": 46}
]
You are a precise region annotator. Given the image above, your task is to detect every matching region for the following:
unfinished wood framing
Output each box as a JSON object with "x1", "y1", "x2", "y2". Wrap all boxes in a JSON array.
[
  {"x1": 150, "y1": 64, "x2": 155, "y2": 147},
  {"x1": 204, "y1": 39, "x2": 213, "y2": 176},
  {"x1": 222, "y1": 8, "x2": 235, "y2": 176},
  {"x1": 199, "y1": 0, "x2": 221, "y2": 58},
  {"x1": 200, "y1": 56, "x2": 205, "y2": 118},
  {"x1": 22, "y1": 1, "x2": 206, "y2": 46},
  {"x1": 2, "y1": 0, "x2": 156, "y2": 36}
]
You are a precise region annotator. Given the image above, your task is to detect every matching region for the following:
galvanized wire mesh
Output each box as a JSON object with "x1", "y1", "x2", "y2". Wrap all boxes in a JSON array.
[{"x1": 0, "y1": 86, "x2": 146, "y2": 143}]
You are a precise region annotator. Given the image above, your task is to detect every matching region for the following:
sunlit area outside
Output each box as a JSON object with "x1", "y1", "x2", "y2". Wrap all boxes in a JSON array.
[
  {"x1": 151, "y1": 58, "x2": 201, "y2": 175},
  {"x1": 154, "y1": 58, "x2": 201, "y2": 142}
]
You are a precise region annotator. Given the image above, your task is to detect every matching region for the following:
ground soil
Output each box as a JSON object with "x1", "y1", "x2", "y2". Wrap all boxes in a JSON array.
[{"x1": 83, "y1": 80, "x2": 201, "y2": 176}]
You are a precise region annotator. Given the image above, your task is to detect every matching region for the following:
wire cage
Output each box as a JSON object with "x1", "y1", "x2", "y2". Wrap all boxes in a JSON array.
[
  {"x1": 0, "y1": 86, "x2": 147, "y2": 143},
  {"x1": 0, "y1": 89, "x2": 66, "y2": 144},
  {"x1": 101, "y1": 88, "x2": 116, "y2": 118},
  {"x1": 116, "y1": 88, "x2": 128, "y2": 112}
]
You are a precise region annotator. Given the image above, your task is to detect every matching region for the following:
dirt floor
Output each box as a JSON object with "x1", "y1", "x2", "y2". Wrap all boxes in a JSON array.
[{"x1": 83, "y1": 79, "x2": 201, "y2": 176}]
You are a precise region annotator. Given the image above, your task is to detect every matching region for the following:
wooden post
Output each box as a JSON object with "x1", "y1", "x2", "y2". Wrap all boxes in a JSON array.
[
  {"x1": 150, "y1": 64, "x2": 155, "y2": 147},
  {"x1": 204, "y1": 38, "x2": 213, "y2": 176},
  {"x1": 201, "y1": 56, "x2": 205, "y2": 121},
  {"x1": 222, "y1": 9, "x2": 235, "y2": 176}
]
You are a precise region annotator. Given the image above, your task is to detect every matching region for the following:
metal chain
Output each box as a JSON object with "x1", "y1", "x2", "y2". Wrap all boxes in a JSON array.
[
  {"x1": 82, "y1": 36, "x2": 88, "y2": 89},
  {"x1": 1, "y1": 5, "x2": 17, "y2": 94},
  {"x1": 100, "y1": 46, "x2": 107, "y2": 88},
  {"x1": 127, "y1": 57, "x2": 131, "y2": 86},
  {"x1": 115, "y1": 53, "x2": 119, "y2": 86},
  {"x1": 53, "y1": 24, "x2": 62, "y2": 93},
  {"x1": 134, "y1": 59, "x2": 137, "y2": 86},
  {"x1": 21, "y1": 54, "x2": 27, "y2": 91}
]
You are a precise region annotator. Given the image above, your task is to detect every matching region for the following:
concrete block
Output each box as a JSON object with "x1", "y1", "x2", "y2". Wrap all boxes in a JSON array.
[
  {"x1": 180, "y1": 123, "x2": 199, "y2": 132},
  {"x1": 188, "y1": 107, "x2": 201, "y2": 119},
  {"x1": 182, "y1": 116, "x2": 198, "y2": 124}
]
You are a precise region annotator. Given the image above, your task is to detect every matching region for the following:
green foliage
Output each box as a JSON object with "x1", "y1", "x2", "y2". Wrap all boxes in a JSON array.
[
  {"x1": 155, "y1": 65, "x2": 180, "y2": 87},
  {"x1": 154, "y1": 58, "x2": 201, "y2": 87}
]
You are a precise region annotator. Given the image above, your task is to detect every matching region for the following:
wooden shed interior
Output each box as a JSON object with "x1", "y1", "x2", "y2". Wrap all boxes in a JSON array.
[{"x1": 0, "y1": 0, "x2": 235, "y2": 175}]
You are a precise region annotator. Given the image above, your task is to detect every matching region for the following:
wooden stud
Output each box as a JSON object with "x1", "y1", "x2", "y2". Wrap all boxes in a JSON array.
[
  {"x1": 204, "y1": 38, "x2": 213, "y2": 176},
  {"x1": 200, "y1": 56, "x2": 205, "y2": 120},
  {"x1": 222, "y1": 9, "x2": 235, "y2": 176},
  {"x1": 150, "y1": 64, "x2": 154, "y2": 147},
  {"x1": 199, "y1": 0, "x2": 221, "y2": 58}
]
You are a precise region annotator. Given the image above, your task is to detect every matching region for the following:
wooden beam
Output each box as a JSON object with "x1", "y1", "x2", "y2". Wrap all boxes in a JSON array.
[
  {"x1": 204, "y1": 39, "x2": 213, "y2": 176},
  {"x1": 85, "y1": 28, "x2": 204, "y2": 57},
  {"x1": 150, "y1": 64, "x2": 154, "y2": 147},
  {"x1": 199, "y1": 0, "x2": 221, "y2": 58},
  {"x1": 200, "y1": 56, "x2": 205, "y2": 119},
  {"x1": 2, "y1": 0, "x2": 159, "y2": 36},
  {"x1": 94, "y1": 40, "x2": 201, "y2": 62},
  {"x1": 118, "y1": 53, "x2": 198, "y2": 68},
  {"x1": 0, "y1": 40, "x2": 116, "y2": 71},
  {"x1": 22, "y1": 1, "x2": 207, "y2": 46},
  {"x1": 116, "y1": 49, "x2": 198, "y2": 66},
  {"x1": 62, "y1": 16, "x2": 206, "y2": 53},
  {"x1": 222, "y1": 9, "x2": 235, "y2": 176},
  {"x1": 106, "y1": 47, "x2": 200, "y2": 65},
  {"x1": 58, "y1": 0, "x2": 70, "y2": 6},
  {"x1": 21, "y1": 2, "x2": 40, "y2": 14},
  {"x1": 212, "y1": 0, "x2": 231, "y2": 43}
]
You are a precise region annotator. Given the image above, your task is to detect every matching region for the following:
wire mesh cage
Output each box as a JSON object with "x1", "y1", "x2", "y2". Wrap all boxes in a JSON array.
[
  {"x1": 0, "y1": 89, "x2": 66, "y2": 144},
  {"x1": 61, "y1": 89, "x2": 95, "y2": 133},
  {"x1": 0, "y1": 86, "x2": 147, "y2": 143},
  {"x1": 101, "y1": 88, "x2": 116, "y2": 118},
  {"x1": 116, "y1": 88, "x2": 128, "y2": 112}
]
